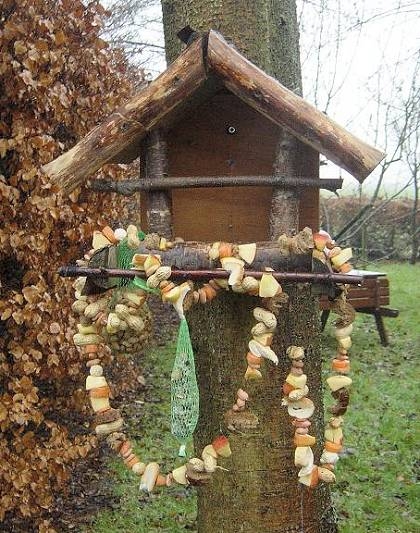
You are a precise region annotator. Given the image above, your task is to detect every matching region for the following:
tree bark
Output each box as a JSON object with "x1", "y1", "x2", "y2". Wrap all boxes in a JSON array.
[
  {"x1": 270, "y1": 130, "x2": 301, "y2": 237},
  {"x1": 161, "y1": 1, "x2": 337, "y2": 532},
  {"x1": 142, "y1": 130, "x2": 173, "y2": 238}
]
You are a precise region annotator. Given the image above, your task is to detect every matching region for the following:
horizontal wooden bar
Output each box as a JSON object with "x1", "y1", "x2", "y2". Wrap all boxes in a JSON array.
[
  {"x1": 89, "y1": 175, "x2": 344, "y2": 195},
  {"x1": 358, "y1": 307, "x2": 399, "y2": 317},
  {"x1": 320, "y1": 296, "x2": 389, "y2": 310},
  {"x1": 339, "y1": 287, "x2": 389, "y2": 299},
  {"x1": 58, "y1": 265, "x2": 364, "y2": 285}
]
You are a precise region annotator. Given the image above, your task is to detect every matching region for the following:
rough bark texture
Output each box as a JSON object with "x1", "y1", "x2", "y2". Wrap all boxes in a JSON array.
[
  {"x1": 90, "y1": 175, "x2": 343, "y2": 193},
  {"x1": 271, "y1": 130, "x2": 301, "y2": 237},
  {"x1": 133, "y1": 240, "x2": 312, "y2": 272},
  {"x1": 142, "y1": 130, "x2": 173, "y2": 238},
  {"x1": 162, "y1": 1, "x2": 338, "y2": 532},
  {"x1": 161, "y1": 0, "x2": 301, "y2": 87},
  {"x1": 188, "y1": 288, "x2": 337, "y2": 533}
]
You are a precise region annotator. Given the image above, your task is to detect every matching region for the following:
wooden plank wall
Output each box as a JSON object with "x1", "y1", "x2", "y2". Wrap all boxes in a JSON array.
[{"x1": 142, "y1": 91, "x2": 320, "y2": 242}]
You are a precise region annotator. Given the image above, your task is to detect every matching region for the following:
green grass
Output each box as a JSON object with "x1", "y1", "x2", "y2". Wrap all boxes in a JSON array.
[
  {"x1": 330, "y1": 263, "x2": 420, "y2": 532},
  {"x1": 88, "y1": 263, "x2": 420, "y2": 533}
]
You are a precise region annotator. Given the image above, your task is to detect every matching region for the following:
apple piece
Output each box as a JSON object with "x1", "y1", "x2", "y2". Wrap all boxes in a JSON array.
[
  {"x1": 208, "y1": 242, "x2": 220, "y2": 260},
  {"x1": 324, "y1": 427, "x2": 343, "y2": 443},
  {"x1": 294, "y1": 446, "x2": 314, "y2": 467},
  {"x1": 318, "y1": 466, "x2": 336, "y2": 483},
  {"x1": 85, "y1": 375, "x2": 107, "y2": 390},
  {"x1": 92, "y1": 231, "x2": 112, "y2": 250},
  {"x1": 131, "y1": 253, "x2": 148, "y2": 270},
  {"x1": 237, "y1": 243, "x2": 257, "y2": 264},
  {"x1": 252, "y1": 333, "x2": 274, "y2": 346},
  {"x1": 212, "y1": 436, "x2": 232, "y2": 458},
  {"x1": 285, "y1": 373, "x2": 307, "y2": 389},
  {"x1": 220, "y1": 257, "x2": 245, "y2": 285},
  {"x1": 313, "y1": 232, "x2": 329, "y2": 251},
  {"x1": 298, "y1": 466, "x2": 319, "y2": 487},
  {"x1": 172, "y1": 465, "x2": 188, "y2": 485},
  {"x1": 245, "y1": 366, "x2": 262, "y2": 380},
  {"x1": 288, "y1": 385, "x2": 309, "y2": 401},
  {"x1": 331, "y1": 247, "x2": 353, "y2": 268},
  {"x1": 202, "y1": 444, "x2": 218, "y2": 459},
  {"x1": 172, "y1": 282, "x2": 192, "y2": 319},
  {"x1": 326, "y1": 375, "x2": 352, "y2": 392},
  {"x1": 259, "y1": 270, "x2": 282, "y2": 298},
  {"x1": 248, "y1": 340, "x2": 278, "y2": 365}
]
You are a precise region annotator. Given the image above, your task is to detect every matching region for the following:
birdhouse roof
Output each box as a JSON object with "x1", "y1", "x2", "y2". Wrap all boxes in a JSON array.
[{"x1": 43, "y1": 30, "x2": 385, "y2": 193}]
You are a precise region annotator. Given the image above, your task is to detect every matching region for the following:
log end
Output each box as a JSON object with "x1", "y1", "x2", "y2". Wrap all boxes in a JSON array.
[
  {"x1": 42, "y1": 146, "x2": 84, "y2": 193},
  {"x1": 352, "y1": 146, "x2": 386, "y2": 183}
]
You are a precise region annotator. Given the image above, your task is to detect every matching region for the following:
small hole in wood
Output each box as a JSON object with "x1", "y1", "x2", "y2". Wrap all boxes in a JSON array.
[{"x1": 226, "y1": 126, "x2": 237, "y2": 135}]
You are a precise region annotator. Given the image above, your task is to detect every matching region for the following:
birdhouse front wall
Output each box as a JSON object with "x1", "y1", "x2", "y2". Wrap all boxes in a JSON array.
[{"x1": 141, "y1": 92, "x2": 319, "y2": 242}]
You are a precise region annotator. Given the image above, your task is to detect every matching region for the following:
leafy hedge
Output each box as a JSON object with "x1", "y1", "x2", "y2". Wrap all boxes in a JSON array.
[{"x1": 0, "y1": 1, "x2": 143, "y2": 529}]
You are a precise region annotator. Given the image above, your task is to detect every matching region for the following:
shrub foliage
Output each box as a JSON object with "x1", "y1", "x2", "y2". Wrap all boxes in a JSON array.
[
  {"x1": 320, "y1": 196, "x2": 417, "y2": 262},
  {"x1": 0, "y1": 0, "x2": 141, "y2": 527}
]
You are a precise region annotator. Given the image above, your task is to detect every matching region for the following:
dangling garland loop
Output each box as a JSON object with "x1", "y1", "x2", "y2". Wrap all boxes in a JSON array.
[{"x1": 71, "y1": 224, "x2": 355, "y2": 492}]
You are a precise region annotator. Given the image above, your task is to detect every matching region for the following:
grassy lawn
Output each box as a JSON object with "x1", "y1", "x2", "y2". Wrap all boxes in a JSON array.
[
  {"x1": 87, "y1": 262, "x2": 419, "y2": 533},
  {"x1": 331, "y1": 263, "x2": 419, "y2": 532}
]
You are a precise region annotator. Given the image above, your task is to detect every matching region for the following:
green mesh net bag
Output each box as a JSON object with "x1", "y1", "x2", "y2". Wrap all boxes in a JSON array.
[
  {"x1": 171, "y1": 317, "x2": 199, "y2": 457},
  {"x1": 116, "y1": 232, "x2": 158, "y2": 294}
]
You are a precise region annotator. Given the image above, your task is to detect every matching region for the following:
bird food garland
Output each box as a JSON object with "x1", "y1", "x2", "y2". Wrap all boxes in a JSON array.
[{"x1": 71, "y1": 224, "x2": 355, "y2": 492}]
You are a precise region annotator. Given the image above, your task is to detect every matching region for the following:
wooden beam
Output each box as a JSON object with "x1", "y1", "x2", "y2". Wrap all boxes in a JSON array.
[
  {"x1": 89, "y1": 175, "x2": 343, "y2": 194},
  {"x1": 129, "y1": 241, "x2": 311, "y2": 272},
  {"x1": 207, "y1": 30, "x2": 385, "y2": 183},
  {"x1": 270, "y1": 130, "x2": 300, "y2": 238},
  {"x1": 58, "y1": 265, "x2": 364, "y2": 285},
  {"x1": 42, "y1": 37, "x2": 207, "y2": 193}
]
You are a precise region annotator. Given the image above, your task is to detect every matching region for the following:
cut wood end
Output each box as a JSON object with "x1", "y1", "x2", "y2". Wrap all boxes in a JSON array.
[
  {"x1": 42, "y1": 148, "x2": 83, "y2": 194},
  {"x1": 353, "y1": 147, "x2": 386, "y2": 183}
]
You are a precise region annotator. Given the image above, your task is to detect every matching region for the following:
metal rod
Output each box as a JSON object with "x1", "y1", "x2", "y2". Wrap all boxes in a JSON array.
[
  {"x1": 89, "y1": 175, "x2": 344, "y2": 195},
  {"x1": 58, "y1": 265, "x2": 363, "y2": 285}
]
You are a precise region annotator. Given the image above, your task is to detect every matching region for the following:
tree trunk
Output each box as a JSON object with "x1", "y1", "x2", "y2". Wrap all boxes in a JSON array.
[{"x1": 161, "y1": 1, "x2": 337, "y2": 531}]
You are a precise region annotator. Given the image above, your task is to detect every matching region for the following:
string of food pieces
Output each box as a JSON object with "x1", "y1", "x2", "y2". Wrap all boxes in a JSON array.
[
  {"x1": 312, "y1": 230, "x2": 355, "y2": 480},
  {"x1": 320, "y1": 315, "x2": 353, "y2": 476},
  {"x1": 281, "y1": 346, "x2": 334, "y2": 487},
  {"x1": 74, "y1": 224, "x2": 356, "y2": 491},
  {"x1": 312, "y1": 230, "x2": 353, "y2": 273},
  {"x1": 72, "y1": 224, "x2": 232, "y2": 492}
]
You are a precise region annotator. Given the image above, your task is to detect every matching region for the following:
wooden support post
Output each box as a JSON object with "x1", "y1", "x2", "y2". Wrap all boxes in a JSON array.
[
  {"x1": 270, "y1": 130, "x2": 301, "y2": 238},
  {"x1": 373, "y1": 310, "x2": 389, "y2": 346},
  {"x1": 142, "y1": 130, "x2": 173, "y2": 238},
  {"x1": 320, "y1": 309, "x2": 330, "y2": 331}
]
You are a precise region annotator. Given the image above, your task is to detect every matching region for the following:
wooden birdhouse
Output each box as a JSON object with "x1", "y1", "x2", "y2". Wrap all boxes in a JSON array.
[{"x1": 44, "y1": 30, "x2": 384, "y2": 242}]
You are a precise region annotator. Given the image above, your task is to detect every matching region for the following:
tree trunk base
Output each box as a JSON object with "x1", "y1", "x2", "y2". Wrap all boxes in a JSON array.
[{"x1": 188, "y1": 287, "x2": 338, "y2": 533}]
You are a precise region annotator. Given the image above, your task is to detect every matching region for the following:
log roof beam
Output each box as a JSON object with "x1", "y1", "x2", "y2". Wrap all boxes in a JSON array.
[{"x1": 43, "y1": 31, "x2": 385, "y2": 193}]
